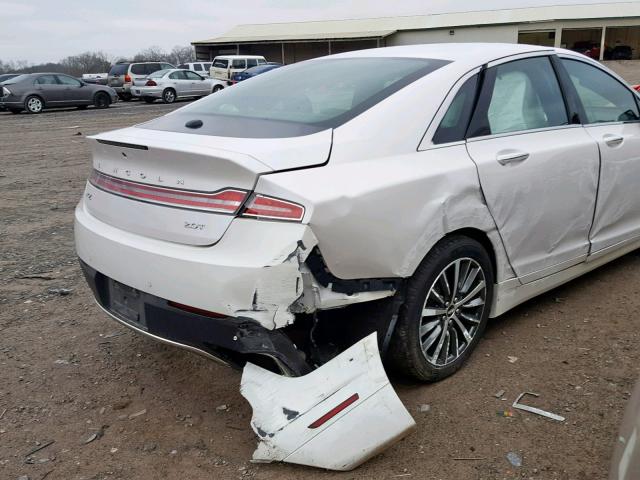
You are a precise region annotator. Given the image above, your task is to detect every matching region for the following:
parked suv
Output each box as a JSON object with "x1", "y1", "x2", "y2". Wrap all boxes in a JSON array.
[
  {"x1": 209, "y1": 55, "x2": 266, "y2": 83},
  {"x1": 177, "y1": 62, "x2": 212, "y2": 77},
  {"x1": 108, "y1": 62, "x2": 174, "y2": 101}
]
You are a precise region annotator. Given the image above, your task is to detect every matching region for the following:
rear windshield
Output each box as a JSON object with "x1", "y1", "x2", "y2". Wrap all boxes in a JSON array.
[
  {"x1": 109, "y1": 64, "x2": 129, "y2": 75},
  {"x1": 141, "y1": 57, "x2": 449, "y2": 138},
  {"x1": 2, "y1": 74, "x2": 30, "y2": 84},
  {"x1": 148, "y1": 69, "x2": 171, "y2": 78},
  {"x1": 213, "y1": 59, "x2": 228, "y2": 68}
]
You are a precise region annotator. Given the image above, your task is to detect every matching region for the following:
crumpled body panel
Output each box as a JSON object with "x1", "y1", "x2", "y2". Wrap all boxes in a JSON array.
[{"x1": 240, "y1": 333, "x2": 416, "y2": 471}]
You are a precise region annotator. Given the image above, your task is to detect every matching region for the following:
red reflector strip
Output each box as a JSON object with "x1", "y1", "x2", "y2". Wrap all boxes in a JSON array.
[
  {"x1": 307, "y1": 393, "x2": 359, "y2": 429},
  {"x1": 90, "y1": 170, "x2": 247, "y2": 214},
  {"x1": 167, "y1": 301, "x2": 226, "y2": 318},
  {"x1": 242, "y1": 194, "x2": 305, "y2": 222}
]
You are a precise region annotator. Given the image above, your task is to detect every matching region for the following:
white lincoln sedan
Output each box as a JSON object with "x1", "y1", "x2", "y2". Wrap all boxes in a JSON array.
[{"x1": 76, "y1": 43, "x2": 640, "y2": 384}]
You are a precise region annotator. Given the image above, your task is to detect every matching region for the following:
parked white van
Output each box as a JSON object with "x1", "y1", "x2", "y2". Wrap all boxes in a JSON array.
[
  {"x1": 177, "y1": 62, "x2": 212, "y2": 77},
  {"x1": 209, "y1": 55, "x2": 266, "y2": 82}
]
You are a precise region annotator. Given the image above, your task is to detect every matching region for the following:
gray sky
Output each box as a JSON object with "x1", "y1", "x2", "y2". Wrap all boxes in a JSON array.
[{"x1": 0, "y1": 0, "x2": 625, "y2": 63}]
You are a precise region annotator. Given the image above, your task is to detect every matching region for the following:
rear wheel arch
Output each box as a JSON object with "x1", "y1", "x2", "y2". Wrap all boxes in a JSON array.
[{"x1": 443, "y1": 228, "x2": 497, "y2": 283}]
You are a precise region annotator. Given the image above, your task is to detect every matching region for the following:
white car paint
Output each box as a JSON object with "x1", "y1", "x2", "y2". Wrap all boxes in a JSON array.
[{"x1": 241, "y1": 333, "x2": 415, "y2": 471}]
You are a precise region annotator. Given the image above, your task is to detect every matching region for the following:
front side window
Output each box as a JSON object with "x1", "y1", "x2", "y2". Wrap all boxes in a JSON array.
[
  {"x1": 35, "y1": 75, "x2": 58, "y2": 85},
  {"x1": 469, "y1": 56, "x2": 568, "y2": 137},
  {"x1": 56, "y1": 75, "x2": 82, "y2": 86},
  {"x1": 433, "y1": 74, "x2": 478, "y2": 144},
  {"x1": 562, "y1": 59, "x2": 639, "y2": 124},
  {"x1": 246, "y1": 58, "x2": 258, "y2": 68}
]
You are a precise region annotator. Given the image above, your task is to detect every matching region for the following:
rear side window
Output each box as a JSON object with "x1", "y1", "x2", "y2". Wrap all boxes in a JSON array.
[
  {"x1": 561, "y1": 59, "x2": 640, "y2": 123},
  {"x1": 213, "y1": 59, "x2": 228, "y2": 68},
  {"x1": 35, "y1": 75, "x2": 58, "y2": 85},
  {"x1": 468, "y1": 57, "x2": 568, "y2": 137},
  {"x1": 204, "y1": 63, "x2": 212, "y2": 70},
  {"x1": 145, "y1": 63, "x2": 162, "y2": 75},
  {"x1": 184, "y1": 71, "x2": 202, "y2": 80},
  {"x1": 56, "y1": 75, "x2": 82, "y2": 86},
  {"x1": 232, "y1": 59, "x2": 246, "y2": 68},
  {"x1": 130, "y1": 64, "x2": 146, "y2": 75},
  {"x1": 109, "y1": 64, "x2": 129, "y2": 75},
  {"x1": 193, "y1": 64, "x2": 203, "y2": 71},
  {"x1": 169, "y1": 71, "x2": 186, "y2": 80},
  {"x1": 433, "y1": 75, "x2": 478, "y2": 144},
  {"x1": 177, "y1": 64, "x2": 187, "y2": 69}
]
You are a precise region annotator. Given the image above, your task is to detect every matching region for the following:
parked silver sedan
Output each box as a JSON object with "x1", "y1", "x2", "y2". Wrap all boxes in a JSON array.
[{"x1": 130, "y1": 69, "x2": 225, "y2": 104}]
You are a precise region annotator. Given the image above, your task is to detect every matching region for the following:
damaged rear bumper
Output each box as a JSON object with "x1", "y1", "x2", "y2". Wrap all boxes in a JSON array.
[
  {"x1": 80, "y1": 261, "x2": 312, "y2": 376},
  {"x1": 241, "y1": 333, "x2": 416, "y2": 470},
  {"x1": 75, "y1": 200, "x2": 395, "y2": 330}
]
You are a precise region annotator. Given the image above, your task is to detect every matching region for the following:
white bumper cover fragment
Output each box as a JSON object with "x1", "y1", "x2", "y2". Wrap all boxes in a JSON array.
[{"x1": 240, "y1": 333, "x2": 416, "y2": 471}]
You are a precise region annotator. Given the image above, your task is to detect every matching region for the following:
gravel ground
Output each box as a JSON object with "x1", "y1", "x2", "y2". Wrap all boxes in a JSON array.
[{"x1": 1, "y1": 99, "x2": 640, "y2": 480}]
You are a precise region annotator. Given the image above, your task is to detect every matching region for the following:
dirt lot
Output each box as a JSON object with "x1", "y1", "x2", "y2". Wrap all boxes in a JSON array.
[{"x1": 1, "y1": 100, "x2": 640, "y2": 480}]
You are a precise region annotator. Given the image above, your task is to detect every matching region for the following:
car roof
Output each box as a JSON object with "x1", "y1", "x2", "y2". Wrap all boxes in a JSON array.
[{"x1": 330, "y1": 43, "x2": 558, "y2": 69}]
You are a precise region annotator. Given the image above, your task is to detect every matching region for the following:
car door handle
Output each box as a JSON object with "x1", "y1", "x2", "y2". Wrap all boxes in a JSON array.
[
  {"x1": 496, "y1": 151, "x2": 529, "y2": 166},
  {"x1": 603, "y1": 134, "x2": 624, "y2": 147}
]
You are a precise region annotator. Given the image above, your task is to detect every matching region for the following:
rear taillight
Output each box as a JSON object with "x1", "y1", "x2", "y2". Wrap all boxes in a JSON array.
[
  {"x1": 124, "y1": 74, "x2": 132, "y2": 83},
  {"x1": 240, "y1": 194, "x2": 305, "y2": 222},
  {"x1": 89, "y1": 170, "x2": 247, "y2": 214},
  {"x1": 145, "y1": 80, "x2": 157, "y2": 86}
]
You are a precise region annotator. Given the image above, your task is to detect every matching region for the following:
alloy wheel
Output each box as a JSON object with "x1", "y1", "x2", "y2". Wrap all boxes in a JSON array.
[
  {"x1": 27, "y1": 97, "x2": 43, "y2": 113},
  {"x1": 419, "y1": 257, "x2": 487, "y2": 367}
]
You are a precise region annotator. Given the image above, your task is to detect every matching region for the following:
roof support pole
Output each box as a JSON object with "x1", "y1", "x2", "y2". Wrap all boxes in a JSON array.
[
  {"x1": 281, "y1": 42, "x2": 285, "y2": 64},
  {"x1": 554, "y1": 28, "x2": 562, "y2": 48},
  {"x1": 599, "y1": 26, "x2": 606, "y2": 61},
  {"x1": 236, "y1": 43, "x2": 240, "y2": 54},
  {"x1": 328, "y1": 40, "x2": 332, "y2": 55}
]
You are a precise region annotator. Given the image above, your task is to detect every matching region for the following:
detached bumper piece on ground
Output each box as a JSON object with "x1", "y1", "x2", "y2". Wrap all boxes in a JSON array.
[{"x1": 241, "y1": 333, "x2": 416, "y2": 471}]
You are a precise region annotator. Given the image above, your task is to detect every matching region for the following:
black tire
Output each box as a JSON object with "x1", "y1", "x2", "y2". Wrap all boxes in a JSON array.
[
  {"x1": 212, "y1": 85, "x2": 223, "y2": 93},
  {"x1": 162, "y1": 88, "x2": 176, "y2": 104},
  {"x1": 118, "y1": 93, "x2": 132, "y2": 102},
  {"x1": 388, "y1": 235, "x2": 494, "y2": 382},
  {"x1": 24, "y1": 95, "x2": 44, "y2": 114},
  {"x1": 9, "y1": 108, "x2": 22, "y2": 114},
  {"x1": 93, "y1": 92, "x2": 110, "y2": 109},
  {"x1": 142, "y1": 97, "x2": 156, "y2": 104}
]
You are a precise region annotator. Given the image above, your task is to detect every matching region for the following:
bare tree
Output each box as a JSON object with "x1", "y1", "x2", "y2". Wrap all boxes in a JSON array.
[
  {"x1": 132, "y1": 46, "x2": 170, "y2": 63},
  {"x1": 169, "y1": 45, "x2": 196, "y2": 65},
  {"x1": 61, "y1": 51, "x2": 112, "y2": 76}
]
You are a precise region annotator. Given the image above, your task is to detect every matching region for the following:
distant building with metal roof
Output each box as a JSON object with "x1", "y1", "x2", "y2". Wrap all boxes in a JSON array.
[{"x1": 192, "y1": 3, "x2": 640, "y2": 69}]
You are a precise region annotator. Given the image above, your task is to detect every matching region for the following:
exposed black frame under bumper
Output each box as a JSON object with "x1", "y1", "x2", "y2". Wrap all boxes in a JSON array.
[{"x1": 80, "y1": 260, "x2": 311, "y2": 376}]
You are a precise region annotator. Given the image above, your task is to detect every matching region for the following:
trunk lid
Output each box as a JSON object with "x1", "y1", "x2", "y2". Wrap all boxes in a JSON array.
[{"x1": 84, "y1": 126, "x2": 331, "y2": 245}]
